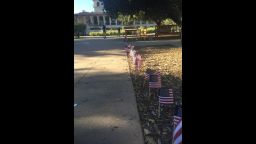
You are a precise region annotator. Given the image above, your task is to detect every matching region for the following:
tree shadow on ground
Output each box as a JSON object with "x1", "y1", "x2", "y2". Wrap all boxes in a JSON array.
[
  {"x1": 74, "y1": 38, "x2": 181, "y2": 57},
  {"x1": 74, "y1": 38, "x2": 126, "y2": 57},
  {"x1": 74, "y1": 71, "x2": 144, "y2": 144}
]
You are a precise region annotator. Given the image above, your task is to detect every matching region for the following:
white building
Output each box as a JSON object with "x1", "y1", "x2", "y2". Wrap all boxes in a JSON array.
[
  {"x1": 93, "y1": 0, "x2": 104, "y2": 13},
  {"x1": 74, "y1": 0, "x2": 155, "y2": 35}
]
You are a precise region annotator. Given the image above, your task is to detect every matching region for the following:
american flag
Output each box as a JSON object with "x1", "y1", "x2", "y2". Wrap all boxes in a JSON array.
[
  {"x1": 158, "y1": 88, "x2": 174, "y2": 105},
  {"x1": 145, "y1": 72, "x2": 161, "y2": 88},
  {"x1": 130, "y1": 49, "x2": 136, "y2": 58},
  {"x1": 129, "y1": 49, "x2": 133, "y2": 57},
  {"x1": 144, "y1": 72, "x2": 150, "y2": 80},
  {"x1": 135, "y1": 54, "x2": 142, "y2": 71},
  {"x1": 132, "y1": 51, "x2": 137, "y2": 64},
  {"x1": 173, "y1": 119, "x2": 182, "y2": 144},
  {"x1": 172, "y1": 106, "x2": 182, "y2": 144},
  {"x1": 129, "y1": 45, "x2": 134, "y2": 52},
  {"x1": 173, "y1": 106, "x2": 182, "y2": 129},
  {"x1": 173, "y1": 115, "x2": 182, "y2": 128}
]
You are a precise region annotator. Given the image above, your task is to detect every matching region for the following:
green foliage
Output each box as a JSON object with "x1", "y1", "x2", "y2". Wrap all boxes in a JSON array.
[
  {"x1": 88, "y1": 27, "x2": 157, "y2": 36},
  {"x1": 89, "y1": 29, "x2": 124, "y2": 36},
  {"x1": 162, "y1": 18, "x2": 177, "y2": 25},
  {"x1": 146, "y1": 27, "x2": 155, "y2": 33},
  {"x1": 100, "y1": 0, "x2": 182, "y2": 26},
  {"x1": 117, "y1": 14, "x2": 136, "y2": 25},
  {"x1": 138, "y1": 26, "x2": 155, "y2": 33}
]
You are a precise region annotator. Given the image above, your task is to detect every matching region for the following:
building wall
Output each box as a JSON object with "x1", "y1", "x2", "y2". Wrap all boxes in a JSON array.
[
  {"x1": 74, "y1": 0, "x2": 157, "y2": 35},
  {"x1": 74, "y1": 12, "x2": 156, "y2": 35}
]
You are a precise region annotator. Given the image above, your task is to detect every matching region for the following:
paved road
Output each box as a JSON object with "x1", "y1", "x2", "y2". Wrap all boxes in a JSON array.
[
  {"x1": 74, "y1": 38, "x2": 181, "y2": 144},
  {"x1": 74, "y1": 38, "x2": 144, "y2": 144}
]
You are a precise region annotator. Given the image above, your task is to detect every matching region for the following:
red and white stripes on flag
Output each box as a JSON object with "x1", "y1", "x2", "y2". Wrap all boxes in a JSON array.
[
  {"x1": 173, "y1": 119, "x2": 182, "y2": 144},
  {"x1": 123, "y1": 44, "x2": 142, "y2": 71},
  {"x1": 132, "y1": 51, "x2": 137, "y2": 64},
  {"x1": 135, "y1": 54, "x2": 142, "y2": 71},
  {"x1": 173, "y1": 115, "x2": 182, "y2": 128},
  {"x1": 159, "y1": 89, "x2": 174, "y2": 105},
  {"x1": 149, "y1": 73, "x2": 161, "y2": 88},
  {"x1": 145, "y1": 72, "x2": 150, "y2": 80},
  {"x1": 130, "y1": 49, "x2": 136, "y2": 58},
  {"x1": 145, "y1": 72, "x2": 162, "y2": 88}
]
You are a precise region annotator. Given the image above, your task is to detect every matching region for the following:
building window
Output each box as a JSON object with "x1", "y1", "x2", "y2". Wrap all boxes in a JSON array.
[{"x1": 97, "y1": 2, "x2": 99, "y2": 7}]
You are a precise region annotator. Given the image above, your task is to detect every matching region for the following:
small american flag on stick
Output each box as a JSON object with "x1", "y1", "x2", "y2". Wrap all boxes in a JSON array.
[
  {"x1": 158, "y1": 88, "x2": 174, "y2": 105},
  {"x1": 144, "y1": 71, "x2": 161, "y2": 98},
  {"x1": 173, "y1": 106, "x2": 182, "y2": 129},
  {"x1": 144, "y1": 72, "x2": 150, "y2": 80},
  {"x1": 144, "y1": 72, "x2": 162, "y2": 87},
  {"x1": 132, "y1": 51, "x2": 137, "y2": 64},
  {"x1": 148, "y1": 72, "x2": 161, "y2": 88},
  {"x1": 130, "y1": 49, "x2": 136, "y2": 58},
  {"x1": 135, "y1": 54, "x2": 142, "y2": 71},
  {"x1": 173, "y1": 119, "x2": 182, "y2": 144},
  {"x1": 172, "y1": 106, "x2": 182, "y2": 144},
  {"x1": 158, "y1": 88, "x2": 174, "y2": 117}
]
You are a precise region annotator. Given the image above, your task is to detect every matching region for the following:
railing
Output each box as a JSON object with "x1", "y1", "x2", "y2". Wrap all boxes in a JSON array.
[{"x1": 155, "y1": 25, "x2": 181, "y2": 37}]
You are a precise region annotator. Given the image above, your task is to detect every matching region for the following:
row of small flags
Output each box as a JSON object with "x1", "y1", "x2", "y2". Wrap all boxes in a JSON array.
[
  {"x1": 145, "y1": 71, "x2": 182, "y2": 144},
  {"x1": 143, "y1": 58, "x2": 182, "y2": 144},
  {"x1": 123, "y1": 44, "x2": 181, "y2": 144},
  {"x1": 124, "y1": 44, "x2": 143, "y2": 72}
]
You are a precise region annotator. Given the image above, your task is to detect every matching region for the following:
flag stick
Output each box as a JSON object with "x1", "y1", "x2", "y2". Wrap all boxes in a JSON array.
[
  {"x1": 158, "y1": 103, "x2": 161, "y2": 118},
  {"x1": 148, "y1": 87, "x2": 150, "y2": 101}
]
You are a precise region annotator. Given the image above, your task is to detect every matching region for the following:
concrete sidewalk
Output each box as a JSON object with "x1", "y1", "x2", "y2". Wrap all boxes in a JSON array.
[{"x1": 74, "y1": 39, "x2": 144, "y2": 144}]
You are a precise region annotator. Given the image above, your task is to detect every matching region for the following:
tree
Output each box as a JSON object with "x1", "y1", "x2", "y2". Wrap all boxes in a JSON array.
[
  {"x1": 100, "y1": 0, "x2": 181, "y2": 27},
  {"x1": 162, "y1": 18, "x2": 176, "y2": 25},
  {"x1": 117, "y1": 14, "x2": 135, "y2": 25}
]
